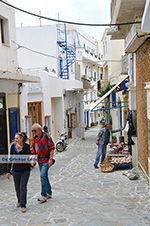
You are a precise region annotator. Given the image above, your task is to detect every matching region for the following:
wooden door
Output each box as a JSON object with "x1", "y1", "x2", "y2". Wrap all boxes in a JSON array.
[{"x1": 28, "y1": 102, "x2": 42, "y2": 126}]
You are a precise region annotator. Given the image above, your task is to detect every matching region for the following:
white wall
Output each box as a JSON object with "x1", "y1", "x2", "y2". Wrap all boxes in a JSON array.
[
  {"x1": 101, "y1": 30, "x2": 124, "y2": 84},
  {"x1": 108, "y1": 39, "x2": 124, "y2": 82},
  {"x1": 20, "y1": 69, "x2": 64, "y2": 134},
  {"x1": 16, "y1": 25, "x2": 58, "y2": 74},
  {"x1": 0, "y1": 1, "x2": 17, "y2": 72},
  {"x1": 142, "y1": 0, "x2": 150, "y2": 32}
]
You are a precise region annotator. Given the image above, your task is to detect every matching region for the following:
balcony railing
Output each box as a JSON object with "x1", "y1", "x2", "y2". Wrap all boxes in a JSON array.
[
  {"x1": 125, "y1": 23, "x2": 149, "y2": 53},
  {"x1": 83, "y1": 49, "x2": 101, "y2": 62}
]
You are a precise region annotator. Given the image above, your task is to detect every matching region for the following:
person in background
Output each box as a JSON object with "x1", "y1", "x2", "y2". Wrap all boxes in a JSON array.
[
  {"x1": 31, "y1": 123, "x2": 55, "y2": 203},
  {"x1": 94, "y1": 123, "x2": 111, "y2": 169},
  {"x1": 6, "y1": 132, "x2": 31, "y2": 213},
  {"x1": 100, "y1": 117, "x2": 106, "y2": 128},
  {"x1": 43, "y1": 125, "x2": 48, "y2": 133},
  {"x1": 111, "y1": 110, "x2": 136, "y2": 155}
]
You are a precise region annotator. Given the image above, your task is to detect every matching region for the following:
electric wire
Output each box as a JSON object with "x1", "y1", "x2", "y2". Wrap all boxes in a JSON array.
[
  {"x1": 12, "y1": 40, "x2": 58, "y2": 59},
  {"x1": 0, "y1": 0, "x2": 141, "y2": 27},
  {"x1": 12, "y1": 40, "x2": 121, "y2": 63}
]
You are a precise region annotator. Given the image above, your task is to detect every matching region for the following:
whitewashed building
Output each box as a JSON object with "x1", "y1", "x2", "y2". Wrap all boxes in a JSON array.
[
  {"x1": 78, "y1": 29, "x2": 102, "y2": 128},
  {"x1": 16, "y1": 24, "x2": 102, "y2": 141},
  {"x1": 17, "y1": 24, "x2": 85, "y2": 141},
  {"x1": 57, "y1": 24, "x2": 102, "y2": 136},
  {"x1": 0, "y1": 0, "x2": 39, "y2": 174},
  {"x1": 90, "y1": 28, "x2": 129, "y2": 143},
  {"x1": 16, "y1": 25, "x2": 65, "y2": 142}
]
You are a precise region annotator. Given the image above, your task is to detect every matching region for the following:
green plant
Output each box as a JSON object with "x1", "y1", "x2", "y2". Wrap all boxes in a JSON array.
[
  {"x1": 112, "y1": 135, "x2": 117, "y2": 140},
  {"x1": 97, "y1": 82, "x2": 110, "y2": 97},
  {"x1": 108, "y1": 114, "x2": 112, "y2": 125},
  {"x1": 90, "y1": 122, "x2": 95, "y2": 127}
]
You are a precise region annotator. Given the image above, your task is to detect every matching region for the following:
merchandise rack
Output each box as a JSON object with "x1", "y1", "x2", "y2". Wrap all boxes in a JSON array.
[{"x1": 107, "y1": 153, "x2": 132, "y2": 169}]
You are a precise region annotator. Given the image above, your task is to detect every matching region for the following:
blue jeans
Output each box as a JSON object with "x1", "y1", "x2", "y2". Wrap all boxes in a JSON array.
[
  {"x1": 38, "y1": 163, "x2": 52, "y2": 197},
  {"x1": 94, "y1": 144, "x2": 107, "y2": 166}
]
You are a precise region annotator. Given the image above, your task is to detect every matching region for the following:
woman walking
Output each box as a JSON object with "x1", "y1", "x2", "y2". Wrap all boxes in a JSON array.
[{"x1": 6, "y1": 132, "x2": 31, "y2": 213}]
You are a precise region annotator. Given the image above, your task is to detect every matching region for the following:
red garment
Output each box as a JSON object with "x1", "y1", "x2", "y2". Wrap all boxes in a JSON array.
[{"x1": 31, "y1": 132, "x2": 55, "y2": 163}]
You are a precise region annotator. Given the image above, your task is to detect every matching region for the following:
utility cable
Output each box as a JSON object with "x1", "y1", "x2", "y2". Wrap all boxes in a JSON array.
[
  {"x1": 0, "y1": 0, "x2": 141, "y2": 27},
  {"x1": 12, "y1": 40, "x2": 121, "y2": 63},
  {"x1": 12, "y1": 40, "x2": 58, "y2": 59}
]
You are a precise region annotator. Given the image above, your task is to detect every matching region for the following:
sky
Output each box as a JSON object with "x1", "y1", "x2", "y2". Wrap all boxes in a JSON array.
[{"x1": 8, "y1": 0, "x2": 111, "y2": 41}]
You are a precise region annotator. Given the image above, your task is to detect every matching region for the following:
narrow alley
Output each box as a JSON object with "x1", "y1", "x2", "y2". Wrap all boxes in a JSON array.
[{"x1": 0, "y1": 127, "x2": 150, "y2": 226}]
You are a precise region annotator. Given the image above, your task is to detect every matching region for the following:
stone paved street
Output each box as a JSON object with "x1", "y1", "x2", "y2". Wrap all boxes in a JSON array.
[{"x1": 0, "y1": 127, "x2": 150, "y2": 226}]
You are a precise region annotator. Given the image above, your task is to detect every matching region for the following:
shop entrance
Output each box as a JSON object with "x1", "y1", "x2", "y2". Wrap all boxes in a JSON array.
[
  {"x1": 0, "y1": 93, "x2": 8, "y2": 175},
  {"x1": 0, "y1": 93, "x2": 8, "y2": 154}
]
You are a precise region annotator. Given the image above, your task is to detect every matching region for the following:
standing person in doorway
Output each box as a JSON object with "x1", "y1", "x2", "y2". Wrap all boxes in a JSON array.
[
  {"x1": 94, "y1": 123, "x2": 111, "y2": 169},
  {"x1": 43, "y1": 125, "x2": 48, "y2": 133},
  {"x1": 6, "y1": 132, "x2": 31, "y2": 213},
  {"x1": 31, "y1": 123, "x2": 55, "y2": 203}
]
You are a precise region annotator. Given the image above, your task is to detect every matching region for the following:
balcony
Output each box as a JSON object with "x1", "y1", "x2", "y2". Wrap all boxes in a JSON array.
[
  {"x1": 125, "y1": 23, "x2": 150, "y2": 53},
  {"x1": 63, "y1": 79, "x2": 83, "y2": 91},
  {"x1": 110, "y1": 0, "x2": 146, "y2": 40},
  {"x1": 82, "y1": 49, "x2": 101, "y2": 64},
  {"x1": 81, "y1": 75, "x2": 92, "y2": 90}
]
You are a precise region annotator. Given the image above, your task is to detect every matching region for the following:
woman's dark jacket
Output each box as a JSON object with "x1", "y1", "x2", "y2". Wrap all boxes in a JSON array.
[{"x1": 7, "y1": 143, "x2": 31, "y2": 173}]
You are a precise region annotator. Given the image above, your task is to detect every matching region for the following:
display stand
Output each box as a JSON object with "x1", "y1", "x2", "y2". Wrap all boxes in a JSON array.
[{"x1": 107, "y1": 153, "x2": 132, "y2": 169}]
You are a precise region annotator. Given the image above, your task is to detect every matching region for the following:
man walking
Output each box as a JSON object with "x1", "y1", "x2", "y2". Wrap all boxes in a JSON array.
[
  {"x1": 31, "y1": 123, "x2": 55, "y2": 203},
  {"x1": 94, "y1": 123, "x2": 111, "y2": 169}
]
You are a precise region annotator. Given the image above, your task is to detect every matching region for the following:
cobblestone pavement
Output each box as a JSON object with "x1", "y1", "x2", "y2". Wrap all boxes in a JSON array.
[{"x1": 0, "y1": 127, "x2": 150, "y2": 226}]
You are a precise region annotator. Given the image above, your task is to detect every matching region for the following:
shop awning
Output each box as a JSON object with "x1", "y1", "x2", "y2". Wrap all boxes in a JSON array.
[
  {"x1": 92, "y1": 105, "x2": 128, "y2": 112},
  {"x1": 90, "y1": 74, "x2": 128, "y2": 111}
]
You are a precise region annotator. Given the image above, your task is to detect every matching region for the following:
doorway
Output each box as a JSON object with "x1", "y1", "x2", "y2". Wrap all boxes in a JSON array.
[
  {"x1": 0, "y1": 93, "x2": 8, "y2": 154},
  {"x1": 28, "y1": 102, "x2": 42, "y2": 125},
  {"x1": 0, "y1": 93, "x2": 8, "y2": 174}
]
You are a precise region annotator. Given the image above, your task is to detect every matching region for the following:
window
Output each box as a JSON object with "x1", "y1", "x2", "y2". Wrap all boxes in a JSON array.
[
  {"x1": 100, "y1": 73, "x2": 103, "y2": 80},
  {"x1": 0, "y1": 19, "x2": 4, "y2": 43},
  {"x1": 85, "y1": 67, "x2": 87, "y2": 75},
  {"x1": 59, "y1": 57, "x2": 63, "y2": 76},
  {"x1": 0, "y1": 17, "x2": 9, "y2": 45},
  {"x1": 112, "y1": 93, "x2": 116, "y2": 107},
  {"x1": 94, "y1": 72, "x2": 96, "y2": 80},
  {"x1": 97, "y1": 80, "x2": 101, "y2": 91}
]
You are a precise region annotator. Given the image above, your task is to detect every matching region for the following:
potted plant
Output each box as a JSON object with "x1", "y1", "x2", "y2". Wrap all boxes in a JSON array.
[{"x1": 112, "y1": 135, "x2": 117, "y2": 143}]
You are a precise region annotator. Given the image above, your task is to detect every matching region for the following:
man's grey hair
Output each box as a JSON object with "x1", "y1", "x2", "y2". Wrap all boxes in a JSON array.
[{"x1": 32, "y1": 123, "x2": 42, "y2": 130}]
